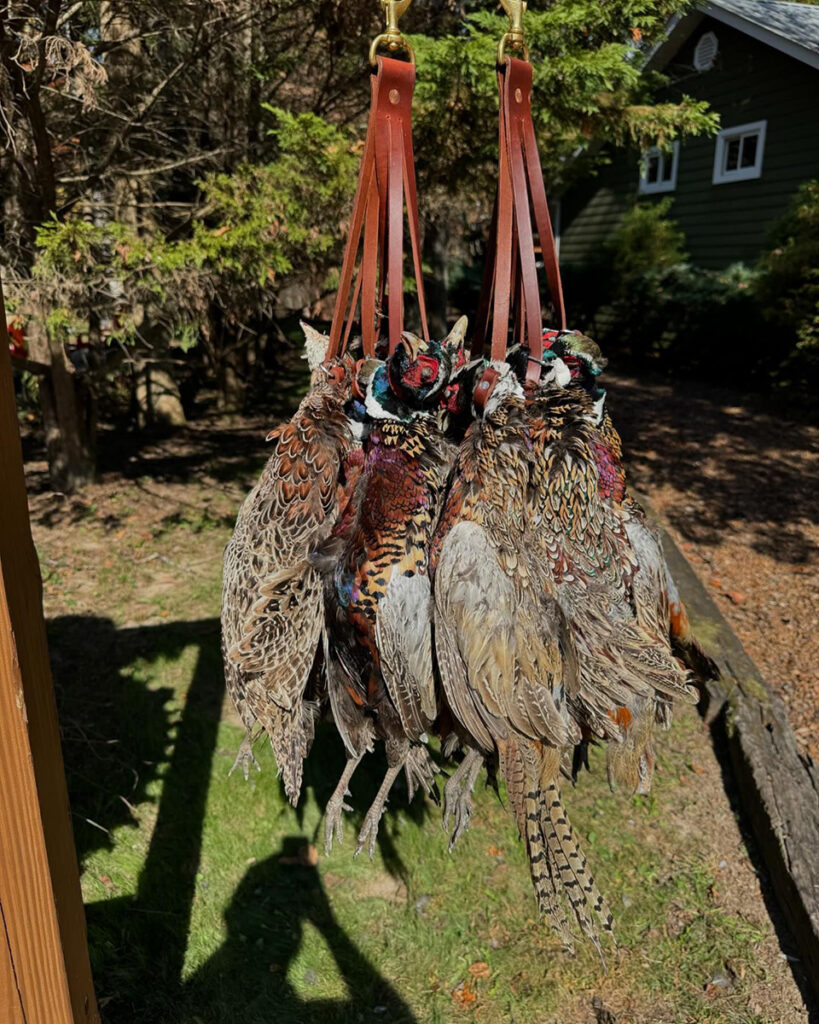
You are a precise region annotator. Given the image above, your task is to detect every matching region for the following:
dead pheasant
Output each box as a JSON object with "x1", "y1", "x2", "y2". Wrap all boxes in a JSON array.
[
  {"x1": 555, "y1": 331, "x2": 719, "y2": 682},
  {"x1": 318, "y1": 319, "x2": 467, "y2": 857},
  {"x1": 525, "y1": 335, "x2": 700, "y2": 793},
  {"x1": 430, "y1": 360, "x2": 613, "y2": 954},
  {"x1": 221, "y1": 323, "x2": 357, "y2": 805}
]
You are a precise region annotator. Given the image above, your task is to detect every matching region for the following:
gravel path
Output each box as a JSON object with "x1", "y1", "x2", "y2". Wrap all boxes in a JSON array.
[{"x1": 606, "y1": 372, "x2": 818, "y2": 761}]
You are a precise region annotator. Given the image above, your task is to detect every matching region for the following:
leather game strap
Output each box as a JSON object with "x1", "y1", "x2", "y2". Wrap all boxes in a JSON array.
[
  {"x1": 327, "y1": 57, "x2": 428, "y2": 360},
  {"x1": 473, "y1": 57, "x2": 566, "y2": 381}
]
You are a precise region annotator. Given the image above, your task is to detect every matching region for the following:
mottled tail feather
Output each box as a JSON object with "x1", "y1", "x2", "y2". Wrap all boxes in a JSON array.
[
  {"x1": 606, "y1": 709, "x2": 655, "y2": 795},
  {"x1": 673, "y1": 634, "x2": 720, "y2": 687},
  {"x1": 262, "y1": 702, "x2": 318, "y2": 806},
  {"x1": 501, "y1": 739, "x2": 612, "y2": 954},
  {"x1": 668, "y1": 590, "x2": 720, "y2": 684}
]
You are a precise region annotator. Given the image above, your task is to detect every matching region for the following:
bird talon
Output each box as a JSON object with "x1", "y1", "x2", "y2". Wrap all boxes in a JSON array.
[
  {"x1": 228, "y1": 736, "x2": 261, "y2": 781},
  {"x1": 324, "y1": 796, "x2": 361, "y2": 855},
  {"x1": 355, "y1": 805, "x2": 385, "y2": 859},
  {"x1": 442, "y1": 748, "x2": 483, "y2": 850}
]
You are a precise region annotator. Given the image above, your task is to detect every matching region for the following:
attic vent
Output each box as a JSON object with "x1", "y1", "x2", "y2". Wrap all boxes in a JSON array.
[{"x1": 694, "y1": 31, "x2": 718, "y2": 71}]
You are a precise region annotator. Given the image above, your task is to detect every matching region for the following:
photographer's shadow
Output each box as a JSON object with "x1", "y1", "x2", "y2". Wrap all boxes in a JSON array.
[{"x1": 183, "y1": 835, "x2": 417, "y2": 1023}]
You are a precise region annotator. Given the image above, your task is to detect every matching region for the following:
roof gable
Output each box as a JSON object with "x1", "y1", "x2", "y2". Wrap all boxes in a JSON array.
[{"x1": 647, "y1": 0, "x2": 819, "y2": 72}]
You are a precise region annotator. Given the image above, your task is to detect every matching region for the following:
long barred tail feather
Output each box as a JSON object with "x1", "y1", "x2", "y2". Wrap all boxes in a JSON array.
[
  {"x1": 500, "y1": 737, "x2": 613, "y2": 958},
  {"x1": 540, "y1": 780, "x2": 614, "y2": 964},
  {"x1": 524, "y1": 787, "x2": 573, "y2": 948}
]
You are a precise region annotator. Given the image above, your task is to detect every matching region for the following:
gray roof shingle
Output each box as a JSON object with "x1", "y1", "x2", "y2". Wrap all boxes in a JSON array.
[{"x1": 710, "y1": 0, "x2": 819, "y2": 56}]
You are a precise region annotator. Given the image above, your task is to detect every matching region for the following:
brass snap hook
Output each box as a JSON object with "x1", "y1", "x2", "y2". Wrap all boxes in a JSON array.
[
  {"x1": 497, "y1": 0, "x2": 530, "y2": 64},
  {"x1": 369, "y1": 0, "x2": 416, "y2": 66}
]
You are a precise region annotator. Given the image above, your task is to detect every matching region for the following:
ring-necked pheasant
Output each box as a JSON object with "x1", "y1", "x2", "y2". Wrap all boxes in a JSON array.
[
  {"x1": 524, "y1": 335, "x2": 699, "y2": 793},
  {"x1": 547, "y1": 331, "x2": 719, "y2": 788},
  {"x1": 555, "y1": 331, "x2": 719, "y2": 682},
  {"x1": 318, "y1": 319, "x2": 467, "y2": 857},
  {"x1": 430, "y1": 359, "x2": 613, "y2": 955},
  {"x1": 221, "y1": 323, "x2": 357, "y2": 805}
]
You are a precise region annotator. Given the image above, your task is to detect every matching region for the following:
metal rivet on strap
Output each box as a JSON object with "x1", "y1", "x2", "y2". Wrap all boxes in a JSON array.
[{"x1": 389, "y1": 89, "x2": 400, "y2": 105}]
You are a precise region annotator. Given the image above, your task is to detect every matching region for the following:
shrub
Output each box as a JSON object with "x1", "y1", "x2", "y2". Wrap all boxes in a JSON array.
[
  {"x1": 754, "y1": 179, "x2": 819, "y2": 396},
  {"x1": 606, "y1": 197, "x2": 688, "y2": 280},
  {"x1": 565, "y1": 199, "x2": 762, "y2": 379}
]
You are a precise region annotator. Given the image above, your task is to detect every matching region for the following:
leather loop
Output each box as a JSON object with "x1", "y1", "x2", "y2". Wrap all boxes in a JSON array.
[
  {"x1": 328, "y1": 57, "x2": 427, "y2": 360},
  {"x1": 472, "y1": 57, "x2": 566, "y2": 380}
]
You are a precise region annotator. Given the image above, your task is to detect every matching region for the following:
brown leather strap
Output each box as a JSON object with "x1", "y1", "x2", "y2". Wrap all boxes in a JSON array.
[
  {"x1": 473, "y1": 57, "x2": 566, "y2": 380},
  {"x1": 328, "y1": 57, "x2": 427, "y2": 359}
]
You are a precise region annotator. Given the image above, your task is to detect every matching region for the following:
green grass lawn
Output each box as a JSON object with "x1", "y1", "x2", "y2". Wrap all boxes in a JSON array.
[{"x1": 35, "y1": 450, "x2": 806, "y2": 1024}]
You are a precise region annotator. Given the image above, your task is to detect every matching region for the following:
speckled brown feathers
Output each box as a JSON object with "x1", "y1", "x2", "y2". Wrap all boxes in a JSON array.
[
  {"x1": 221, "y1": 333, "x2": 357, "y2": 804},
  {"x1": 524, "y1": 378, "x2": 696, "y2": 772},
  {"x1": 431, "y1": 364, "x2": 612, "y2": 950}
]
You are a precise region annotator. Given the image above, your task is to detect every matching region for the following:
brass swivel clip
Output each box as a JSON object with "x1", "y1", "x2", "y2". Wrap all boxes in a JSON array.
[
  {"x1": 369, "y1": 0, "x2": 415, "y2": 66},
  {"x1": 498, "y1": 0, "x2": 529, "y2": 64}
]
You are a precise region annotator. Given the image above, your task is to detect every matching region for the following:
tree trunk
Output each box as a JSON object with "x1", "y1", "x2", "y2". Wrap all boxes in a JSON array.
[
  {"x1": 218, "y1": 346, "x2": 247, "y2": 412},
  {"x1": 423, "y1": 218, "x2": 449, "y2": 338},
  {"x1": 31, "y1": 325, "x2": 95, "y2": 492},
  {"x1": 1, "y1": 5, "x2": 94, "y2": 491},
  {"x1": 135, "y1": 362, "x2": 187, "y2": 429}
]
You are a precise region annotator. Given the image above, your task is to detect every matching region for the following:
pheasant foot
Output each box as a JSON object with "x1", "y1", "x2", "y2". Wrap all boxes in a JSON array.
[
  {"x1": 228, "y1": 732, "x2": 261, "y2": 781},
  {"x1": 324, "y1": 752, "x2": 365, "y2": 855},
  {"x1": 355, "y1": 762, "x2": 403, "y2": 860},
  {"x1": 404, "y1": 743, "x2": 441, "y2": 802},
  {"x1": 443, "y1": 747, "x2": 484, "y2": 851}
]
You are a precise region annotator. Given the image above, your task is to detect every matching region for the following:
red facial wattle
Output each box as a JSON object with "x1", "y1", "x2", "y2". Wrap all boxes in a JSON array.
[
  {"x1": 401, "y1": 354, "x2": 440, "y2": 391},
  {"x1": 443, "y1": 381, "x2": 462, "y2": 414}
]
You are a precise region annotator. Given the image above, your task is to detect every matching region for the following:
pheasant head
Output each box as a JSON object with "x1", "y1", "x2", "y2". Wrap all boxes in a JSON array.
[
  {"x1": 299, "y1": 321, "x2": 358, "y2": 396},
  {"x1": 548, "y1": 330, "x2": 607, "y2": 384}
]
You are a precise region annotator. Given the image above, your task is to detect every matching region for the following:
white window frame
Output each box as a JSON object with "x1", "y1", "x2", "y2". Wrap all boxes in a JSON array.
[
  {"x1": 638, "y1": 141, "x2": 680, "y2": 195},
  {"x1": 712, "y1": 120, "x2": 767, "y2": 184}
]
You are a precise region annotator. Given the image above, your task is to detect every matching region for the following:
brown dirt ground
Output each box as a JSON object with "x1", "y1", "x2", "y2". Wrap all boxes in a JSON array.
[{"x1": 606, "y1": 372, "x2": 819, "y2": 763}]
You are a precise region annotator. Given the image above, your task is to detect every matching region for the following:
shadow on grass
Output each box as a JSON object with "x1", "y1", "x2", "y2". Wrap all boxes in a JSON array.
[
  {"x1": 183, "y1": 837, "x2": 418, "y2": 1023},
  {"x1": 49, "y1": 614, "x2": 421, "y2": 1022}
]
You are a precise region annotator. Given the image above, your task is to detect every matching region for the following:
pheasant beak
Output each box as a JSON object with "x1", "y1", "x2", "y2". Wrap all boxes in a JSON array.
[{"x1": 399, "y1": 332, "x2": 424, "y2": 361}]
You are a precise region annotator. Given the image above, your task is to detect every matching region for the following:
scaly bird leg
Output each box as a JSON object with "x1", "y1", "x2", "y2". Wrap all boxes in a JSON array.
[
  {"x1": 324, "y1": 751, "x2": 366, "y2": 855},
  {"x1": 404, "y1": 743, "x2": 441, "y2": 803},
  {"x1": 228, "y1": 729, "x2": 261, "y2": 781},
  {"x1": 443, "y1": 747, "x2": 484, "y2": 851},
  {"x1": 355, "y1": 762, "x2": 404, "y2": 860}
]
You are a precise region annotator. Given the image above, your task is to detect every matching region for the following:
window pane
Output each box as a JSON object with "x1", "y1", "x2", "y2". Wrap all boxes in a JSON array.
[
  {"x1": 740, "y1": 133, "x2": 758, "y2": 168},
  {"x1": 661, "y1": 154, "x2": 674, "y2": 181},
  {"x1": 725, "y1": 137, "x2": 740, "y2": 171},
  {"x1": 647, "y1": 154, "x2": 660, "y2": 183}
]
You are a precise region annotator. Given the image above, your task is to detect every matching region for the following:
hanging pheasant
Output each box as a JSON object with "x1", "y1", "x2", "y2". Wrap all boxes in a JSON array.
[
  {"x1": 540, "y1": 331, "x2": 718, "y2": 788},
  {"x1": 431, "y1": 359, "x2": 613, "y2": 954},
  {"x1": 519, "y1": 342, "x2": 698, "y2": 796},
  {"x1": 318, "y1": 320, "x2": 467, "y2": 857},
  {"x1": 221, "y1": 324, "x2": 358, "y2": 805},
  {"x1": 554, "y1": 330, "x2": 719, "y2": 685}
]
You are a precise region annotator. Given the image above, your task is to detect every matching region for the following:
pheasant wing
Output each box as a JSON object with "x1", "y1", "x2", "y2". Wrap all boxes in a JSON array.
[
  {"x1": 375, "y1": 572, "x2": 437, "y2": 740},
  {"x1": 230, "y1": 561, "x2": 324, "y2": 713}
]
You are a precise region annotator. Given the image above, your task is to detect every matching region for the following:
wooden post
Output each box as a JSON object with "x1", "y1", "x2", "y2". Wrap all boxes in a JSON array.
[
  {"x1": 648, "y1": 503, "x2": 819, "y2": 1000},
  {"x1": 0, "y1": 276, "x2": 100, "y2": 1023}
]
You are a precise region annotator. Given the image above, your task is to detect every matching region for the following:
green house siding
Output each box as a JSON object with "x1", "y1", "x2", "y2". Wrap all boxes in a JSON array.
[{"x1": 559, "y1": 16, "x2": 819, "y2": 270}]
